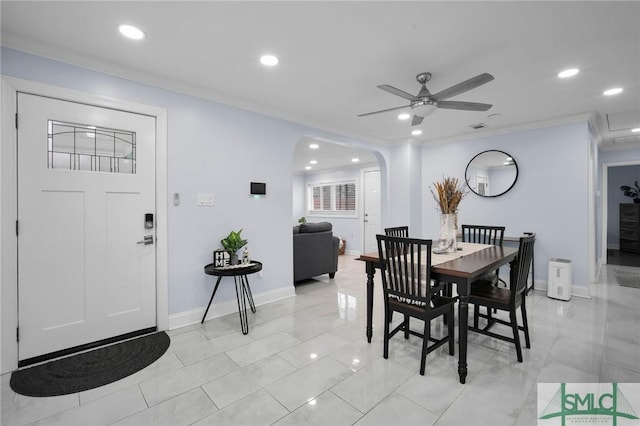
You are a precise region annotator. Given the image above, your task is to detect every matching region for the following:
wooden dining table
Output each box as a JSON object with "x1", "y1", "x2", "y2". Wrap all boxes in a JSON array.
[{"x1": 358, "y1": 242, "x2": 518, "y2": 384}]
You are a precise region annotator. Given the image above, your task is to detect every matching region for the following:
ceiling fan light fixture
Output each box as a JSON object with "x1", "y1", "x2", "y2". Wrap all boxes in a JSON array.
[
  {"x1": 309, "y1": 143, "x2": 319, "y2": 149},
  {"x1": 413, "y1": 103, "x2": 437, "y2": 117},
  {"x1": 603, "y1": 87, "x2": 623, "y2": 96},
  {"x1": 558, "y1": 68, "x2": 579, "y2": 78}
]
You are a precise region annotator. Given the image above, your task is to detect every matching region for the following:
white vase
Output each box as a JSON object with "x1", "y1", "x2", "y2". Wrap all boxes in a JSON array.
[{"x1": 437, "y1": 213, "x2": 458, "y2": 253}]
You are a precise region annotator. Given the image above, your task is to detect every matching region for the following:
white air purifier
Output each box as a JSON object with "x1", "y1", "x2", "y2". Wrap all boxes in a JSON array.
[{"x1": 547, "y1": 258, "x2": 572, "y2": 301}]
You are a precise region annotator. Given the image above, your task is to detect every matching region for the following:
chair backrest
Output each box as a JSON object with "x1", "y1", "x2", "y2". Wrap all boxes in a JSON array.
[
  {"x1": 461, "y1": 224, "x2": 505, "y2": 246},
  {"x1": 510, "y1": 233, "x2": 536, "y2": 304},
  {"x1": 376, "y1": 235, "x2": 442, "y2": 306},
  {"x1": 384, "y1": 226, "x2": 409, "y2": 237}
]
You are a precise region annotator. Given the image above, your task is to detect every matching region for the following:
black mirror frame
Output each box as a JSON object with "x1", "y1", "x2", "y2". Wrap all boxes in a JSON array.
[{"x1": 465, "y1": 149, "x2": 519, "y2": 198}]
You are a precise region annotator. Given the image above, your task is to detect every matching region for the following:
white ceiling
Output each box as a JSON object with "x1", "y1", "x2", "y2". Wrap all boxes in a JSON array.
[{"x1": 2, "y1": 1, "x2": 639, "y2": 172}]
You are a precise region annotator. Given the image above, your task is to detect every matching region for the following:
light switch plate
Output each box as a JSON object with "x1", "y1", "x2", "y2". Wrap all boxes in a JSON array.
[{"x1": 197, "y1": 193, "x2": 214, "y2": 206}]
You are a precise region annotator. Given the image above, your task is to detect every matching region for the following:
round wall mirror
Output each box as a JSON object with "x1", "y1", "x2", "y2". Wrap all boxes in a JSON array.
[{"x1": 465, "y1": 150, "x2": 518, "y2": 197}]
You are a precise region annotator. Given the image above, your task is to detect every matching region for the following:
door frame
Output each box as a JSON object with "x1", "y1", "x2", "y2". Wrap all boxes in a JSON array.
[
  {"x1": 1, "y1": 76, "x2": 168, "y2": 373},
  {"x1": 600, "y1": 160, "x2": 640, "y2": 268},
  {"x1": 361, "y1": 167, "x2": 381, "y2": 253}
]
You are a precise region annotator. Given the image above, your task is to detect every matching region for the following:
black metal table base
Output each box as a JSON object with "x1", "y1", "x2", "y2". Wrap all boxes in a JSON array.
[{"x1": 202, "y1": 261, "x2": 262, "y2": 334}]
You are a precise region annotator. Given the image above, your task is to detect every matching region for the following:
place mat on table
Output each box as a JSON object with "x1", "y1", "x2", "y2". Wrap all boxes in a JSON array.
[{"x1": 431, "y1": 242, "x2": 492, "y2": 266}]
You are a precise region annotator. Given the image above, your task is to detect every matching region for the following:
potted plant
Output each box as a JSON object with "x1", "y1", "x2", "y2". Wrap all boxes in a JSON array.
[
  {"x1": 620, "y1": 182, "x2": 640, "y2": 203},
  {"x1": 220, "y1": 229, "x2": 248, "y2": 265}
]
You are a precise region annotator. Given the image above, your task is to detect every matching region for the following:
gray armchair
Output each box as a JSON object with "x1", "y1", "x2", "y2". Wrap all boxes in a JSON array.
[{"x1": 293, "y1": 222, "x2": 339, "y2": 282}]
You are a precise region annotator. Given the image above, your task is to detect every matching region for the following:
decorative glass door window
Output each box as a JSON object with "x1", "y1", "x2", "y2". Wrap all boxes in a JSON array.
[{"x1": 47, "y1": 120, "x2": 136, "y2": 174}]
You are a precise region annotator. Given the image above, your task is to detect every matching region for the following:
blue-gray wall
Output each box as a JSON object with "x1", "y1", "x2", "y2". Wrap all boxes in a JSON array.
[
  {"x1": 1, "y1": 47, "x2": 387, "y2": 316},
  {"x1": 420, "y1": 123, "x2": 590, "y2": 287},
  {"x1": 2, "y1": 45, "x2": 604, "y2": 311}
]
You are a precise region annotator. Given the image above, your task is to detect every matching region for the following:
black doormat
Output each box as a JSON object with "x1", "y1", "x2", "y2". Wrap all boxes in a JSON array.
[
  {"x1": 614, "y1": 270, "x2": 640, "y2": 288},
  {"x1": 10, "y1": 331, "x2": 170, "y2": 397}
]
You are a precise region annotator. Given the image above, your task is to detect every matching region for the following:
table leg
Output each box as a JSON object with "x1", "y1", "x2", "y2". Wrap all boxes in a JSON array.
[
  {"x1": 241, "y1": 274, "x2": 256, "y2": 313},
  {"x1": 457, "y1": 283, "x2": 469, "y2": 384},
  {"x1": 365, "y1": 261, "x2": 376, "y2": 343},
  {"x1": 234, "y1": 276, "x2": 249, "y2": 334},
  {"x1": 202, "y1": 276, "x2": 223, "y2": 324}
]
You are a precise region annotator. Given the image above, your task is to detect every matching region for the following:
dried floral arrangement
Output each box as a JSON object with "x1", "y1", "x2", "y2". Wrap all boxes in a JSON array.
[{"x1": 430, "y1": 177, "x2": 468, "y2": 214}]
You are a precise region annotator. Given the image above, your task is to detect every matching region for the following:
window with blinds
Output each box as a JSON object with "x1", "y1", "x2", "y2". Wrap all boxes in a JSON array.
[{"x1": 308, "y1": 181, "x2": 357, "y2": 216}]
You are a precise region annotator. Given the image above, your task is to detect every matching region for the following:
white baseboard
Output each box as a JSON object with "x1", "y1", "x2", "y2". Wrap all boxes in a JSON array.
[{"x1": 168, "y1": 286, "x2": 296, "y2": 330}]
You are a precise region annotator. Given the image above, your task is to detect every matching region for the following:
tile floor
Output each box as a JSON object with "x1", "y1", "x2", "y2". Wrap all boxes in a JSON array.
[{"x1": 2, "y1": 257, "x2": 640, "y2": 426}]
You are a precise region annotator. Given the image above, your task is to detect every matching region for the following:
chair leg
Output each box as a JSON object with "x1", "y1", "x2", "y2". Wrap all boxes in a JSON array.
[
  {"x1": 521, "y1": 300, "x2": 531, "y2": 349},
  {"x1": 486, "y1": 306, "x2": 493, "y2": 325},
  {"x1": 473, "y1": 304, "x2": 479, "y2": 329},
  {"x1": 404, "y1": 314, "x2": 410, "y2": 339},
  {"x1": 447, "y1": 306, "x2": 455, "y2": 356},
  {"x1": 420, "y1": 320, "x2": 430, "y2": 375},
  {"x1": 383, "y1": 306, "x2": 390, "y2": 359},
  {"x1": 510, "y1": 311, "x2": 523, "y2": 362}
]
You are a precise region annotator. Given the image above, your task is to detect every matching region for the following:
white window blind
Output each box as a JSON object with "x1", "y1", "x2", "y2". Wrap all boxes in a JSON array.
[{"x1": 308, "y1": 181, "x2": 357, "y2": 217}]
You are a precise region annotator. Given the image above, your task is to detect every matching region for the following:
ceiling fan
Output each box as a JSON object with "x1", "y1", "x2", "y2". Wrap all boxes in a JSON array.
[{"x1": 359, "y1": 72, "x2": 495, "y2": 126}]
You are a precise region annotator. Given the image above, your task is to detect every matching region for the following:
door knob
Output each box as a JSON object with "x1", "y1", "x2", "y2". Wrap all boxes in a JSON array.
[{"x1": 137, "y1": 235, "x2": 154, "y2": 245}]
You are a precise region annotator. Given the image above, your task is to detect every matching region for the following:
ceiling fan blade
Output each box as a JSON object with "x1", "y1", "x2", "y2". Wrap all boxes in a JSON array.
[
  {"x1": 431, "y1": 73, "x2": 494, "y2": 101},
  {"x1": 437, "y1": 101, "x2": 493, "y2": 111},
  {"x1": 358, "y1": 105, "x2": 410, "y2": 117},
  {"x1": 377, "y1": 85, "x2": 419, "y2": 101},
  {"x1": 411, "y1": 115, "x2": 424, "y2": 126}
]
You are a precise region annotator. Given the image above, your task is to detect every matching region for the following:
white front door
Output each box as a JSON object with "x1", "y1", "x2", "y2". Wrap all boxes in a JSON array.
[
  {"x1": 17, "y1": 93, "x2": 157, "y2": 362},
  {"x1": 363, "y1": 169, "x2": 381, "y2": 253}
]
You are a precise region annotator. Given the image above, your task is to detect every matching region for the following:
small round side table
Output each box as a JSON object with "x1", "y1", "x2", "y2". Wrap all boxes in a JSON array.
[{"x1": 203, "y1": 261, "x2": 262, "y2": 334}]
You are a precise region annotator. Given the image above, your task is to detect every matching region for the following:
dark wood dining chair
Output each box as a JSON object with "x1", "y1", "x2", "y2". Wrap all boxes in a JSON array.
[
  {"x1": 468, "y1": 233, "x2": 535, "y2": 362},
  {"x1": 384, "y1": 226, "x2": 409, "y2": 237},
  {"x1": 376, "y1": 234, "x2": 457, "y2": 375},
  {"x1": 461, "y1": 224, "x2": 506, "y2": 286}
]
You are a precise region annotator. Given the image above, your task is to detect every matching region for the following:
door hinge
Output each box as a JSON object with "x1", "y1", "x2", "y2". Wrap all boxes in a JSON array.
[
  {"x1": 15, "y1": 113, "x2": 18, "y2": 129},
  {"x1": 16, "y1": 220, "x2": 19, "y2": 236},
  {"x1": 16, "y1": 327, "x2": 19, "y2": 342}
]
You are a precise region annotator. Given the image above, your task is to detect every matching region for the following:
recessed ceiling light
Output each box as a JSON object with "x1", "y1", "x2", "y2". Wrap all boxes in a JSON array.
[
  {"x1": 603, "y1": 87, "x2": 623, "y2": 96},
  {"x1": 411, "y1": 129, "x2": 422, "y2": 136},
  {"x1": 309, "y1": 143, "x2": 319, "y2": 149},
  {"x1": 558, "y1": 68, "x2": 580, "y2": 78},
  {"x1": 119, "y1": 24, "x2": 145, "y2": 40},
  {"x1": 260, "y1": 54, "x2": 279, "y2": 66},
  {"x1": 309, "y1": 160, "x2": 317, "y2": 164},
  {"x1": 351, "y1": 158, "x2": 360, "y2": 163},
  {"x1": 632, "y1": 128, "x2": 640, "y2": 133},
  {"x1": 305, "y1": 166, "x2": 312, "y2": 170},
  {"x1": 398, "y1": 113, "x2": 411, "y2": 120}
]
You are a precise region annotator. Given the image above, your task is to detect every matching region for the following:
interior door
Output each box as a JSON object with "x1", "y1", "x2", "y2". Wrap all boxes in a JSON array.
[
  {"x1": 17, "y1": 93, "x2": 157, "y2": 363},
  {"x1": 363, "y1": 170, "x2": 381, "y2": 253}
]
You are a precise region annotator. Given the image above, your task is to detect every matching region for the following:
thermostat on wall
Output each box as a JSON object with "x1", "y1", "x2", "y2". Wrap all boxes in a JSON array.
[{"x1": 250, "y1": 182, "x2": 266, "y2": 196}]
